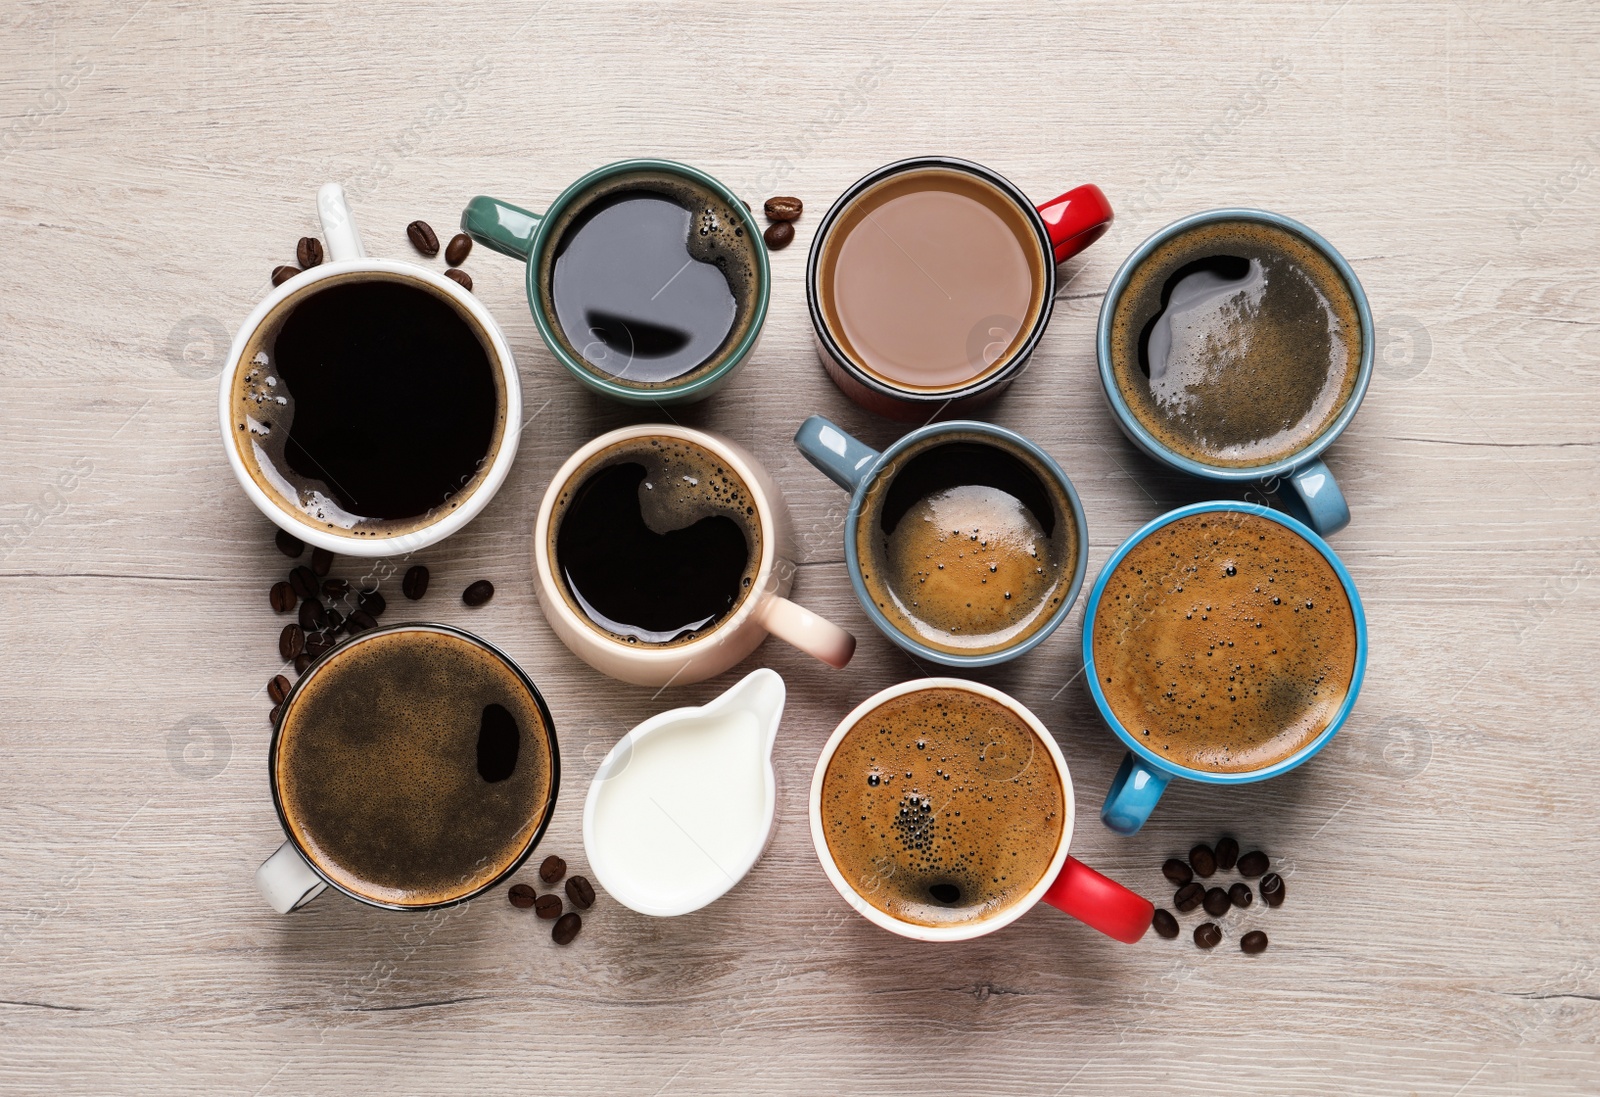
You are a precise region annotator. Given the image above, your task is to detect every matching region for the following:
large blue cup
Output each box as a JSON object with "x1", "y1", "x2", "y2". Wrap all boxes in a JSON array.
[
  {"x1": 1084, "y1": 501, "x2": 1367, "y2": 834},
  {"x1": 1096, "y1": 209, "x2": 1373, "y2": 537}
]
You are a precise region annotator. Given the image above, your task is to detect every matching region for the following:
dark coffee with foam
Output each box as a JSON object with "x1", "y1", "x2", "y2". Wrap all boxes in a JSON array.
[
  {"x1": 549, "y1": 435, "x2": 763, "y2": 647},
  {"x1": 855, "y1": 433, "x2": 1078, "y2": 656},
  {"x1": 1091, "y1": 511, "x2": 1358, "y2": 773},
  {"x1": 1107, "y1": 218, "x2": 1362, "y2": 468},
  {"x1": 821, "y1": 687, "x2": 1065, "y2": 927},
  {"x1": 274, "y1": 626, "x2": 556, "y2": 907}
]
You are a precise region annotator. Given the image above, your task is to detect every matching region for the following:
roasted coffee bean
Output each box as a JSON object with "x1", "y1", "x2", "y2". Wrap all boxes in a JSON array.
[
  {"x1": 289, "y1": 566, "x2": 319, "y2": 600},
  {"x1": 1215, "y1": 836, "x2": 1240, "y2": 871},
  {"x1": 463, "y1": 579, "x2": 494, "y2": 606},
  {"x1": 347, "y1": 608, "x2": 377, "y2": 633},
  {"x1": 407, "y1": 220, "x2": 440, "y2": 256},
  {"x1": 322, "y1": 578, "x2": 349, "y2": 599},
  {"x1": 539, "y1": 855, "x2": 566, "y2": 883},
  {"x1": 357, "y1": 588, "x2": 386, "y2": 615},
  {"x1": 552, "y1": 912, "x2": 582, "y2": 945},
  {"x1": 764, "y1": 195, "x2": 803, "y2": 221},
  {"x1": 1162, "y1": 858, "x2": 1193, "y2": 885},
  {"x1": 445, "y1": 232, "x2": 473, "y2": 265},
  {"x1": 293, "y1": 653, "x2": 312, "y2": 675},
  {"x1": 326, "y1": 608, "x2": 345, "y2": 633},
  {"x1": 1237, "y1": 850, "x2": 1270, "y2": 878},
  {"x1": 1152, "y1": 909, "x2": 1179, "y2": 939},
  {"x1": 443, "y1": 267, "x2": 473, "y2": 291},
  {"x1": 1189, "y1": 843, "x2": 1217, "y2": 878},
  {"x1": 1240, "y1": 930, "x2": 1269, "y2": 954},
  {"x1": 271, "y1": 265, "x2": 300, "y2": 287},
  {"x1": 534, "y1": 893, "x2": 562, "y2": 919},
  {"x1": 565, "y1": 875, "x2": 595, "y2": 910},
  {"x1": 270, "y1": 582, "x2": 296, "y2": 613},
  {"x1": 297, "y1": 236, "x2": 324, "y2": 268},
  {"x1": 403, "y1": 565, "x2": 429, "y2": 600},
  {"x1": 1259, "y1": 872, "x2": 1285, "y2": 907},
  {"x1": 739, "y1": 198, "x2": 751, "y2": 211},
  {"x1": 1194, "y1": 922, "x2": 1222, "y2": 949},
  {"x1": 268, "y1": 674, "x2": 292, "y2": 705},
  {"x1": 279, "y1": 624, "x2": 304, "y2": 660},
  {"x1": 310, "y1": 547, "x2": 333, "y2": 576},
  {"x1": 274, "y1": 529, "x2": 305, "y2": 558},
  {"x1": 269, "y1": 704, "x2": 281, "y2": 726},
  {"x1": 763, "y1": 220, "x2": 794, "y2": 250},
  {"x1": 508, "y1": 883, "x2": 537, "y2": 909},
  {"x1": 1202, "y1": 887, "x2": 1230, "y2": 917},
  {"x1": 1174, "y1": 882, "x2": 1205, "y2": 913},
  {"x1": 1229, "y1": 882, "x2": 1253, "y2": 909},
  {"x1": 306, "y1": 631, "x2": 335, "y2": 658},
  {"x1": 298, "y1": 597, "x2": 327, "y2": 631}
]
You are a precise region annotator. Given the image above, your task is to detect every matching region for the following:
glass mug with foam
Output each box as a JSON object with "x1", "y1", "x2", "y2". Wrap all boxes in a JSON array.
[
  {"x1": 807, "y1": 156, "x2": 1114, "y2": 420},
  {"x1": 794, "y1": 415, "x2": 1088, "y2": 668},
  {"x1": 219, "y1": 184, "x2": 522, "y2": 556},
  {"x1": 810, "y1": 679, "x2": 1152, "y2": 944},
  {"x1": 532, "y1": 424, "x2": 855, "y2": 687},
  {"x1": 462, "y1": 159, "x2": 768, "y2": 406},
  {"x1": 1097, "y1": 208, "x2": 1374, "y2": 536},
  {"x1": 1084, "y1": 501, "x2": 1368, "y2": 835}
]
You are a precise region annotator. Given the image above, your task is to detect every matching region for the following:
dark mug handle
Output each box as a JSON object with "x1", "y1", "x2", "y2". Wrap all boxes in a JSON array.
[{"x1": 1036, "y1": 184, "x2": 1114, "y2": 264}]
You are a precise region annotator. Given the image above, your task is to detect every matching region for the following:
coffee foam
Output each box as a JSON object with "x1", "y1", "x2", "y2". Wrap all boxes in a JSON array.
[
  {"x1": 821, "y1": 687, "x2": 1064, "y2": 928},
  {"x1": 275, "y1": 628, "x2": 554, "y2": 907},
  {"x1": 1091, "y1": 511, "x2": 1358, "y2": 773}
]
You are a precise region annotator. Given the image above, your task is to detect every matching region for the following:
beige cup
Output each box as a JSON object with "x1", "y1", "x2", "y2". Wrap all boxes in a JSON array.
[{"x1": 533, "y1": 425, "x2": 855, "y2": 686}]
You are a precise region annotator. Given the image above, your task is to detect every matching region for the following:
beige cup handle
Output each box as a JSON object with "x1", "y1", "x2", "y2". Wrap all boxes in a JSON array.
[
  {"x1": 256, "y1": 840, "x2": 327, "y2": 913},
  {"x1": 754, "y1": 596, "x2": 855, "y2": 669}
]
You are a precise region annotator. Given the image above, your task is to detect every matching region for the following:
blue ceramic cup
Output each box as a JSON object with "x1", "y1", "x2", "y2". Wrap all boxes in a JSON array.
[
  {"x1": 795, "y1": 416, "x2": 1088, "y2": 668},
  {"x1": 1083, "y1": 501, "x2": 1367, "y2": 834},
  {"x1": 1096, "y1": 209, "x2": 1373, "y2": 536}
]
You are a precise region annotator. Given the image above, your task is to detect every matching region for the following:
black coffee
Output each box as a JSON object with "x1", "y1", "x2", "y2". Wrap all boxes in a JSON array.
[
  {"x1": 1108, "y1": 219, "x2": 1362, "y2": 468},
  {"x1": 234, "y1": 276, "x2": 503, "y2": 536},
  {"x1": 550, "y1": 436, "x2": 763, "y2": 646},
  {"x1": 537, "y1": 170, "x2": 759, "y2": 388},
  {"x1": 275, "y1": 627, "x2": 556, "y2": 907},
  {"x1": 855, "y1": 435, "x2": 1078, "y2": 656}
]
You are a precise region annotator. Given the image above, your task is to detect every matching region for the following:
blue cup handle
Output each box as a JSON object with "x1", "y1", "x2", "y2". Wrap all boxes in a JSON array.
[
  {"x1": 794, "y1": 416, "x2": 880, "y2": 493},
  {"x1": 1276, "y1": 458, "x2": 1350, "y2": 536},
  {"x1": 1101, "y1": 753, "x2": 1173, "y2": 835}
]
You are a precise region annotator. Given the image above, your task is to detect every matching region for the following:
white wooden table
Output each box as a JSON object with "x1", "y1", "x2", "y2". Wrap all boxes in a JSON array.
[{"x1": 2, "y1": 2, "x2": 1597, "y2": 1092}]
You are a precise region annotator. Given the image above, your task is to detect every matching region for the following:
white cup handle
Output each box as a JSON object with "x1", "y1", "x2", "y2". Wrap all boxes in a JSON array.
[
  {"x1": 317, "y1": 183, "x2": 366, "y2": 262},
  {"x1": 256, "y1": 840, "x2": 327, "y2": 913},
  {"x1": 754, "y1": 595, "x2": 856, "y2": 669}
]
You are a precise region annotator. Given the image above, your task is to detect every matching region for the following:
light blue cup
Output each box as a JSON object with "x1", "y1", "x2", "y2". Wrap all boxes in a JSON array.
[
  {"x1": 795, "y1": 416, "x2": 1088, "y2": 668},
  {"x1": 1084, "y1": 501, "x2": 1367, "y2": 834},
  {"x1": 1096, "y1": 209, "x2": 1373, "y2": 537}
]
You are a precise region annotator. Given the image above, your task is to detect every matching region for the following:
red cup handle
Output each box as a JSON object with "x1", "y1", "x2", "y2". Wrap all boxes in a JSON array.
[
  {"x1": 1036, "y1": 184, "x2": 1114, "y2": 264},
  {"x1": 1042, "y1": 855, "x2": 1153, "y2": 943}
]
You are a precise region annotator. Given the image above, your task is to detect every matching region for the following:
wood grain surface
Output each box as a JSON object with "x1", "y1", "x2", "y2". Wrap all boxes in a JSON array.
[{"x1": 2, "y1": 1, "x2": 1597, "y2": 1093}]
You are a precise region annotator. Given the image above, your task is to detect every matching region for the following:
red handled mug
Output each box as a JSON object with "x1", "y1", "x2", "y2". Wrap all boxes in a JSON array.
[
  {"x1": 806, "y1": 156, "x2": 1114, "y2": 420},
  {"x1": 809, "y1": 678, "x2": 1152, "y2": 944}
]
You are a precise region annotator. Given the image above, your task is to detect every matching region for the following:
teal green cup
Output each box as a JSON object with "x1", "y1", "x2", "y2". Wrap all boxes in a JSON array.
[{"x1": 462, "y1": 160, "x2": 769, "y2": 406}]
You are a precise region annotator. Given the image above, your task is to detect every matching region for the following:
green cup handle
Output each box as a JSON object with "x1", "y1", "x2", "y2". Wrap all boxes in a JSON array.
[{"x1": 461, "y1": 195, "x2": 542, "y2": 262}]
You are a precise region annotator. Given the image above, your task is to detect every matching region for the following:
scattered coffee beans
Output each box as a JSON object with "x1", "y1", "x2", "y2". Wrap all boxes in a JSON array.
[
  {"x1": 535, "y1": 893, "x2": 563, "y2": 919},
  {"x1": 1189, "y1": 843, "x2": 1217, "y2": 878},
  {"x1": 268, "y1": 674, "x2": 291, "y2": 705},
  {"x1": 305, "y1": 632, "x2": 334, "y2": 658},
  {"x1": 1202, "y1": 886, "x2": 1230, "y2": 917},
  {"x1": 270, "y1": 582, "x2": 296, "y2": 613},
  {"x1": 1237, "y1": 850, "x2": 1270, "y2": 878},
  {"x1": 539, "y1": 855, "x2": 566, "y2": 883},
  {"x1": 1240, "y1": 930, "x2": 1269, "y2": 954},
  {"x1": 269, "y1": 704, "x2": 281, "y2": 726},
  {"x1": 764, "y1": 196, "x2": 803, "y2": 221},
  {"x1": 763, "y1": 221, "x2": 795, "y2": 250},
  {"x1": 310, "y1": 547, "x2": 333, "y2": 576},
  {"x1": 298, "y1": 598, "x2": 328, "y2": 632},
  {"x1": 403, "y1": 565, "x2": 429, "y2": 600},
  {"x1": 1162, "y1": 858, "x2": 1193, "y2": 885},
  {"x1": 463, "y1": 579, "x2": 494, "y2": 606},
  {"x1": 1215, "y1": 836, "x2": 1239, "y2": 871},
  {"x1": 357, "y1": 589, "x2": 385, "y2": 615},
  {"x1": 1229, "y1": 882, "x2": 1253, "y2": 909},
  {"x1": 322, "y1": 578, "x2": 349, "y2": 599},
  {"x1": 347, "y1": 609, "x2": 377, "y2": 633},
  {"x1": 407, "y1": 220, "x2": 440, "y2": 256},
  {"x1": 445, "y1": 233, "x2": 472, "y2": 266},
  {"x1": 1194, "y1": 922, "x2": 1222, "y2": 949},
  {"x1": 297, "y1": 237, "x2": 324, "y2": 268},
  {"x1": 271, "y1": 265, "x2": 300, "y2": 287},
  {"x1": 443, "y1": 268, "x2": 472, "y2": 291},
  {"x1": 552, "y1": 912, "x2": 582, "y2": 945},
  {"x1": 294, "y1": 653, "x2": 311, "y2": 675},
  {"x1": 1259, "y1": 872, "x2": 1285, "y2": 907},
  {"x1": 289, "y1": 566, "x2": 319, "y2": 600},
  {"x1": 565, "y1": 876, "x2": 595, "y2": 910},
  {"x1": 1174, "y1": 882, "x2": 1205, "y2": 912},
  {"x1": 326, "y1": 608, "x2": 344, "y2": 633},
  {"x1": 1152, "y1": 909, "x2": 1179, "y2": 939},
  {"x1": 279, "y1": 624, "x2": 305, "y2": 660},
  {"x1": 275, "y1": 529, "x2": 305, "y2": 558},
  {"x1": 508, "y1": 883, "x2": 537, "y2": 909}
]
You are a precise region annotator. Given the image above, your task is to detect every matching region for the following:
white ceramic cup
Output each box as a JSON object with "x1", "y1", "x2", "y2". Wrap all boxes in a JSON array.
[
  {"x1": 217, "y1": 183, "x2": 522, "y2": 557},
  {"x1": 809, "y1": 678, "x2": 1154, "y2": 944},
  {"x1": 533, "y1": 424, "x2": 856, "y2": 686}
]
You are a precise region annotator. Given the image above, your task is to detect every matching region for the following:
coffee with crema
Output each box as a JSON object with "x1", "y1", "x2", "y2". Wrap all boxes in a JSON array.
[
  {"x1": 1091, "y1": 511, "x2": 1358, "y2": 773},
  {"x1": 1107, "y1": 218, "x2": 1362, "y2": 468},
  {"x1": 820, "y1": 687, "x2": 1064, "y2": 928}
]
